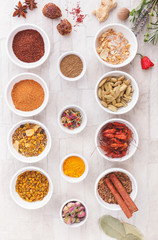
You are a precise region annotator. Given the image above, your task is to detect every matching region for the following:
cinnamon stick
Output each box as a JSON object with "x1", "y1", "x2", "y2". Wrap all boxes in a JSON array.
[
  {"x1": 109, "y1": 174, "x2": 138, "y2": 213},
  {"x1": 105, "y1": 178, "x2": 132, "y2": 219}
]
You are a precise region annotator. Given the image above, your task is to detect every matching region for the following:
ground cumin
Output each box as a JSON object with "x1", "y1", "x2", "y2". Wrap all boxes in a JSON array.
[
  {"x1": 60, "y1": 54, "x2": 83, "y2": 78},
  {"x1": 11, "y1": 79, "x2": 45, "y2": 111},
  {"x1": 12, "y1": 29, "x2": 45, "y2": 63}
]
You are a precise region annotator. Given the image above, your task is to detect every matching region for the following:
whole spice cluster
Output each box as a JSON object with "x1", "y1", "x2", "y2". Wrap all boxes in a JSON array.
[
  {"x1": 97, "y1": 75, "x2": 134, "y2": 112},
  {"x1": 12, "y1": 123, "x2": 47, "y2": 157},
  {"x1": 99, "y1": 122, "x2": 132, "y2": 158},
  {"x1": 61, "y1": 108, "x2": 82, "y2": 130},
  {"x1": 62, "y1": 201, "x2": 86, "y2": 225},
  {"x1": 13, "y1": 0, "x2": 37, "y2": 18},
  {"x1": 16, "y1": 170, "x2": 49, "y2": 202}
]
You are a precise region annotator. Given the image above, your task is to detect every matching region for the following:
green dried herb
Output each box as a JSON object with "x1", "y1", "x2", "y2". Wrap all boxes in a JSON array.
[{"x1": 99, "y1": 215, "x2": 144, "y2": 240}]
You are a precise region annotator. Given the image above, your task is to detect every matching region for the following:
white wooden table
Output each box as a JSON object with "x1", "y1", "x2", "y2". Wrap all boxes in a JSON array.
[{"x1": 0, "y1": 0, "x2": 157, "y2": 239}]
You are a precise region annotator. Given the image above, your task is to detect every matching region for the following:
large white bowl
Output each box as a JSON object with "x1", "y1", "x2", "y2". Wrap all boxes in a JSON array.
[
  {"x1": 7, "y1": 24, "x2": 50, "y2": 69},
  {"x1": 95, "y1": 71, "x2": 139, "y2": 115},
  {"x1": 10, "y1": 166, "x2": 53, "y2": 209},
  {"x1": 94, "y1": 23, "x2": 138, "y2": 68},
  {"x1": 60, "y1": 153, "x2": 89, "y2": 183},
  {"x1": 95, "y1": 168, "x2": 138, "y2": 211},
  {"x1": 8, "y1": 119, "x2": 51, "y2": 163},
  {"x1": 5, "y1": 72, "x2": 49, "y2": 117},
  {"x1": 58, "y1": 105, "x2": 87, "y2": 134},
  {"x1": 95, "y1": 118, "x2": 139, "y2": 162},
  {"x1": 57, "y1": 51, "x2": 86, "y2": 82},
  {"x1": 60, "y1": 198, "x2": 88, "y2": 227}
]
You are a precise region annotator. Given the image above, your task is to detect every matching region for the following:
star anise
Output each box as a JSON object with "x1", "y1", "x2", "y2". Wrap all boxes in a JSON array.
[
  {"x1": 25, "y1": 0, "x2": 37, "y2": 10},
  {"x1": 13, "y1": 1, "x2": 27, "y2": 18}
]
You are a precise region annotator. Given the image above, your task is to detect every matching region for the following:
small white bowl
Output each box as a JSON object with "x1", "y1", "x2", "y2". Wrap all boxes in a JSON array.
[
  {"x1": 94, "y1": 23, "x2": 138, "y2": 68},
  {"x1": 8, "y1": 119, "x2": 51, "y2": 163},
  {"x1": 57, "y1": 51, "x2": 86, "y2": 81},
  {"x1": 95, "y1": 71, "x2": 139, "y2": 115},
  {"x1": 95, "y1": 118, "x2": 139, "y2": 162},
  {"x1": 7, "y1": 24, "x2": 50, "y2": 69},
  {"x1": 60, "y1": 153, "x2": 88, "y2": 183},
  {"x1": 60, "y1": 199, "x2": 88, "y2": 227},
  {"x1": 58, "y1": 105, "x2": 87, "y2": 134},
  {"x1": 10, "y1": 166, "x2": 53, "y2": 209},
  {"x1": 95, "y1": 168, "x2": 137, "y2": 211},
  {"x1": 5, "y1": 72, "x2": 49, "y2": 117}
]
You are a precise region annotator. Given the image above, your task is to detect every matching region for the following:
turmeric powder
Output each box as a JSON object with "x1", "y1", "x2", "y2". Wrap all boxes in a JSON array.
[{"x1": 63, "y1": 156, "x2": 85, "y2": 178}]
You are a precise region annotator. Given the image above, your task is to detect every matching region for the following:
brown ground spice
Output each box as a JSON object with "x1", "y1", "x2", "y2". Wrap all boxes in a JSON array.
[
  {"x1": 11, "y1": 79, "x2": 45, "y2": 111},
  {"x1": 60, "y1": 54, "x2": 83, "y2": 78},
  {"x1": 12, "y1": 29, "x2": 45, "y2": 63},
  {"x1": 98, "y1": 171, "x2": 132, "y2": 204}
]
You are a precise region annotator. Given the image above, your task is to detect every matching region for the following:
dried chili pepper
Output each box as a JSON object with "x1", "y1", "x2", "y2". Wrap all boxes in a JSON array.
[
  {"x1": 137, "y1": 53, "x2": 154, "y2": 70},
  {"x1": 61, "y1": 108, "x2": 82, "y2": 130},
  {"x1": 99, "y1": 122, "x2": 132, "y2": 158}
]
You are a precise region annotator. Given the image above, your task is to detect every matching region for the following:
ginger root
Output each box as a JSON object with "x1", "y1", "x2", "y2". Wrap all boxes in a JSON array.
[{"x1": 92, "y1": 0, "x2": 117, "y2": 22}]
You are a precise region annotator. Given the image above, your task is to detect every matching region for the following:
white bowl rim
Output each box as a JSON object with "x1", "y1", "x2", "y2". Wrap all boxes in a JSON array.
[
  {"x1": 95, "y1": 118, "x2": 139, "y2": 162},
  {"x1": 10, "y1": 166, "x2": 53, "y2": 209},
  {"x1": 5, "y1": 72, "x2": 49, "y2": 117},
  {"x1": 95, "y1": 71, "x2": 139, "y2": 115},
  {"x1": 59, "y1": 153, "x2": 89, "y2": 183},
  {"x1": 6, "y1": 23, "x2": 50, "y2": 69},
  {"x1": 94, "y1": 23, "x2": 138, "y2": 68},
  {"x1": 58, "y1": 104, "x2": 87, "y2": 135},
  {"x1": 60, "y1": 198, "x2": 88, "y2": 227},
  {"x1": 94, "y1": 167, "x2": 138, "y2": 211},
  {"x1": 7, "y1": 119, "x2": 52, "y2": 163},
  {"x1": 57, "y1": 51, "x2": 86, "y2": 81}
]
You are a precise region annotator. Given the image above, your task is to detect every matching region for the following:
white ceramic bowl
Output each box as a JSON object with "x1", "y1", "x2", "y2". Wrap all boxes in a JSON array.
[
  {"x1": 8, "y1": 119, "x2": 51, "y2": 163},
  {"x1": 60, "y1": 153, "x2": 88, "y2": 183},
  {"x1": 7, "y1": 24, "x2": 50, "y2": 69},
  {"x1": 60, "y1": 199, "x2": 88, "y2": 227},
  {"x1": 94, "y1": 23, "x2": 138, "y2": 68},
  {"x1": 58, "y1": 105, "x2": 87, "y2": 134},
  {"x1": 95, "y1": 71, "x2": 139, "y2": 115},
  {"x1": 95, "y1": 168, "x2": 137, "y2": 211},
  {"x1": 10, "y1": 166, "x2": 53, "y2": 209},
  {"x1": 57, "y1": 51, "x2": 86, "y2": 81},
  {"x1": 95, "y1": 118, "x2": 139, "y2": 162},
  {"x1": 5, "y1": 72, "x2": 49, "y2": 117}
]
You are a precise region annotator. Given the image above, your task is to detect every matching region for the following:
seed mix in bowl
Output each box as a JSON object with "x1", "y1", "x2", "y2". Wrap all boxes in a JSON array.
[
  {"x1": 97, "y1": 75, "x2": 134, "y2": 112},
  {"x1": 97, "y1": 29, "x2": 130, "y2": 65},
  {"x1": 16, "y1": 170, "x2": 49, "y2": 202},
  {"x1": 12, "y1": 123, "x2": 47, "y2": 157}
]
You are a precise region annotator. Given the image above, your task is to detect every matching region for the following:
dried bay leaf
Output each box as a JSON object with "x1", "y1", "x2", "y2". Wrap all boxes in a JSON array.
[
  {"x1": 122, "y1": 233, "x2": 142, "y2": 240},
  {"x1": 123, "y1": 223, "x2": 144, "y2": 240},
  {"x1": 99, "y1": 215, "x2": 126, "y2": 240}
]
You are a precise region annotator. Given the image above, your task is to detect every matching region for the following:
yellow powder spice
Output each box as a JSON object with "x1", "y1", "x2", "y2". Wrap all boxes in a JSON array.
[{"x1": 63, "y1": 156, "x2": 85, "y2": 178}]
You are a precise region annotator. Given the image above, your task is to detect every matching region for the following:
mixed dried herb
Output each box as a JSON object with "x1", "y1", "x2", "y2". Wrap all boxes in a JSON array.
[
  {"x1": 61, "y1": 108, "x2": 82, "y2": 130},
  {"x1": 16, "y1": 171, "x2": 49, "y2": 202},
  {"x1": 12, "y1": 123, "x2": 47, "y2": 157}
]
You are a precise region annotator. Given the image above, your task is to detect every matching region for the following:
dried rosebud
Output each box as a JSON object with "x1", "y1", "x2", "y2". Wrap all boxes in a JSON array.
[
  {"x1": 42, "y1": 3, "x2": 62, "y2": 19},
  {"x1": 57, "y1": 19, "x2": 72, "y2": 36}
]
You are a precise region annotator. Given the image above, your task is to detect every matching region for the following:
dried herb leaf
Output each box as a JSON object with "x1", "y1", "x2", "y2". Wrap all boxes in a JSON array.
[
  {"x1": 99, "y1": 215, "x2": 126, "y2": 240},
  {"x1": 122, "y1": 233, "x2": 141, "y2": 240},
  {"x1": 123, "y1": 223, "x2": 144, "y2": 240}
]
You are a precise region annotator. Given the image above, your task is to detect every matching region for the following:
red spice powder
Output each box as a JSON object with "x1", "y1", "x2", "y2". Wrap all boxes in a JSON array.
[{"x1": 12, "y1": 29, "x2": 45, "y2": 63}]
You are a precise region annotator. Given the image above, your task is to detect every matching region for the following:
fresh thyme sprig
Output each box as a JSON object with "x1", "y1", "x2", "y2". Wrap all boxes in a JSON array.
[{"x1": 130, "y1": 0, "x2": 158, "y2": 45}]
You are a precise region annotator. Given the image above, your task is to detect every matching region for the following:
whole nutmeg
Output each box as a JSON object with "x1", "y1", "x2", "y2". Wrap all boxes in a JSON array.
[
  {"x1": 42, "y1": 3, "x2": 62, "y2": 19},
  {"x1": 57, "y1": 19, "x2": 72, "y2": 36},
  {"x1": 117, "y1": 7, "x2": 130, "y2": 21}
]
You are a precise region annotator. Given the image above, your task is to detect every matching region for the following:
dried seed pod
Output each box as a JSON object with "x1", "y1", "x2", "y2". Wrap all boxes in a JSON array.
[{"x1": 99, "y1": 78, "x2": 107, "y2": 87}]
